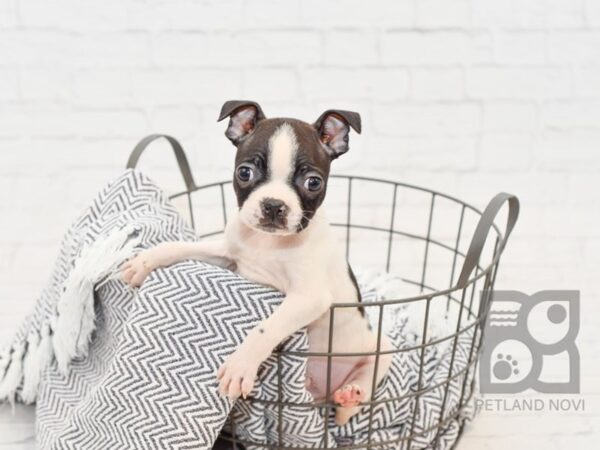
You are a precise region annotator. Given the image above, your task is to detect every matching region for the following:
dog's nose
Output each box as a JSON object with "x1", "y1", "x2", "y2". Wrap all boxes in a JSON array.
[{"x1": 261, "y1": 198, "x2": 287, "y2": 222}]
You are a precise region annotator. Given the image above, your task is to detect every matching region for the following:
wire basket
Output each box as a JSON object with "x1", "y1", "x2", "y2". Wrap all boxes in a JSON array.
[{"x1": 127, "y1": 135, "x2": 519, "y2": 450}]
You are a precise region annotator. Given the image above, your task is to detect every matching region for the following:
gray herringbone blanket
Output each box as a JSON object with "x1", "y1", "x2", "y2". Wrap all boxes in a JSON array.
[{"x1": 0, "y1": 170, "x2": 474, "y2": 449}]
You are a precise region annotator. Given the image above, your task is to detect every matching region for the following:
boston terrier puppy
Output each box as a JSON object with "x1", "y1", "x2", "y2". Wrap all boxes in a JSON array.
[{"x1": 121, "y1": 100, "x2": 393, "y2": 425}]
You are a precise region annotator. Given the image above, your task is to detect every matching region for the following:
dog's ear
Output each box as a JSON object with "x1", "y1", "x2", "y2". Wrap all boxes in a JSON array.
[
  {"x1": 313, "y1": 109, "x2": 362, "y2": 159},
  {"x1": 217, "y1": 100, "x2": 266, "y2": 146}
]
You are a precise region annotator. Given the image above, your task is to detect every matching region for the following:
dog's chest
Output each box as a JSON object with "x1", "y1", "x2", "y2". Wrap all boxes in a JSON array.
[
  {"x1": 235, "y1": 251, "x2": 294, "y2": 292},
  {"x1": 225, "y1": 215, "x2": 333, "y2": 293}
]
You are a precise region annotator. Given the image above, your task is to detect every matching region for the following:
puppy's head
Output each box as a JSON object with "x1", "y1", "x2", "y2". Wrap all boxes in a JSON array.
[{"x1": 218, "y1": 100, "x2": 361, "y2": 235}]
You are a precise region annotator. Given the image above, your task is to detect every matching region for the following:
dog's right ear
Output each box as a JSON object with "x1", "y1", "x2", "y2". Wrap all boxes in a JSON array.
[{"x1": 217, "y1": 100, "x2": 266, "y2": 146}]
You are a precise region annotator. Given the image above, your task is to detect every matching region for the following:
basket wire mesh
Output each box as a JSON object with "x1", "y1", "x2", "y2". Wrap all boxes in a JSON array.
[{"x1": 127, "y1": 135, "x2": 519, "y2": 450}]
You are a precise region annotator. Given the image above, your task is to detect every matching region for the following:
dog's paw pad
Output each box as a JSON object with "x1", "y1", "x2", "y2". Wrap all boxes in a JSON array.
[{"x1": 333, "y1": 384, "x2": 364, "y2": 407}]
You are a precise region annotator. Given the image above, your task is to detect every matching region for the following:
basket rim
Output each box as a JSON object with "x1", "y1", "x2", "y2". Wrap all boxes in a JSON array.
[
  {"x1": 169, "y1": 173, "x2": 489, "y2": 218},
  {"x1": 166, "y1": 173, "x2": 506, "y2": 303}
]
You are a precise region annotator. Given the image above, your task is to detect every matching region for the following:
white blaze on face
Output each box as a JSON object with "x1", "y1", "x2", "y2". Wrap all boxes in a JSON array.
[
  {"x1": 269, "y1": 123, "x2": 297, "y2": 181},
  {"x1": 240, "y1": 123, "x2": 304, "y2": 234}
]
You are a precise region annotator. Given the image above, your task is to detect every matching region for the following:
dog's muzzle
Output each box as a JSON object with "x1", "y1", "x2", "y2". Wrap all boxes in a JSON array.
[{"x1": 259, "y1": 198, "x2": 289, "y2": 230}]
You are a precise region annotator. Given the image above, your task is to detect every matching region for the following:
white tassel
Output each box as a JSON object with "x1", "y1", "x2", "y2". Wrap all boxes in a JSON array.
[
  {"x1": 20, "y1": 322, "x2": 54, "y2": 404},
  {"x1": 0, "y1": 343, "x2": 25, "y2": 405},
  {"x1": 53, "y1": 225, "x2": 141, "y2": 374},
  {"x1": 0, "y1": 350, "x2": 10, "y2": 379},
  {"x1": 20, "y1": 332, "x2": 40, "y2": 404}
]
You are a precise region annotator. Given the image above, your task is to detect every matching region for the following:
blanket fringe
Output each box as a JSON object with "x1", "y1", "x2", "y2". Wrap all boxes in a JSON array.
[
  {"x1": 52, "y1": 225, "x2": 141, "y2": 374},
  {"x1": 20, "y1": 332, "x2": 40, "y2": 404},
  {"x1": 21, "y1": 323, "x2": 54, "y2": 404},
  {"x1": 0, "y1": 350, "x2": 11, "y2": 383},
  {"x1": 0, "y1": 342, "x2": 25, "y2": 404}
]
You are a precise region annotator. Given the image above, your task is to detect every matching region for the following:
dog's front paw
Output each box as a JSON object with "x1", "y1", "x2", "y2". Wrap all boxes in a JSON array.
[
  {"x1": 121, "y1": 251, "x2": 154, "y2": 287},
  {"x1": 121, "y1": 242, "x2": 182, "y2": 287},
  {"x1": 217, "y1": 349, "x2": 260, "y2": 401}
]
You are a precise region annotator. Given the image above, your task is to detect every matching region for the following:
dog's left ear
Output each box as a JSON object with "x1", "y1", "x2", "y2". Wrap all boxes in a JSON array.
[
  {"x1": 313, "y1": 110, "x2": 362, "y2": 159},
  {"x1": 218, "y1": 100, "x2": 266, "y2": 146}
]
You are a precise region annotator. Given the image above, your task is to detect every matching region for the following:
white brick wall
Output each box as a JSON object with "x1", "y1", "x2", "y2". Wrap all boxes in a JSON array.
[{"x1": 0, "y1": 1, "x2": 598, "y2": 448}]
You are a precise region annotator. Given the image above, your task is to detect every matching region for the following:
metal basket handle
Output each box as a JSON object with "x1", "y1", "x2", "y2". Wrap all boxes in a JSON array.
[
  {"x1": 456, "y1": 193, "x2": 519, "y2": 289},
  {"x1": 126, "y1": 134, "x2": 197, "y2": 192}
]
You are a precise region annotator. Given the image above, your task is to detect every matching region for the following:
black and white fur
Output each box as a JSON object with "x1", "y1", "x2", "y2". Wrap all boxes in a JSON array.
[{"x1": 122, "y1": 101, "x2": 393, "y2": 425}]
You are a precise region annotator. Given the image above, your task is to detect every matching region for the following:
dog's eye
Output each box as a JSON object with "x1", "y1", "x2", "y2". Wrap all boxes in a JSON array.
[
  {"x1": 304, "y1": 176, "x2": 323, "y2": 192},
  {"x1": 237, "y1": 166, "x2": 254, "y2": 182}
]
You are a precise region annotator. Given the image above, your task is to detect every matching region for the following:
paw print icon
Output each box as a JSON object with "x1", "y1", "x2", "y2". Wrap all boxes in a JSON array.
[
  {"x1": 494, "y1": 353, "x2": 520, "y2": 380},
  {"x1": 480, "y1": 290, "x2": 580, "y2": 394}
]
